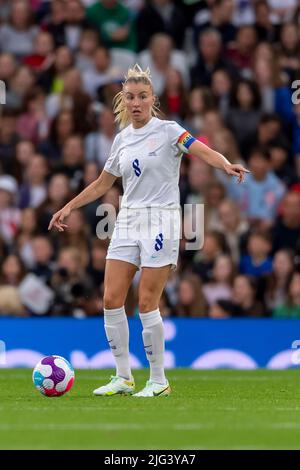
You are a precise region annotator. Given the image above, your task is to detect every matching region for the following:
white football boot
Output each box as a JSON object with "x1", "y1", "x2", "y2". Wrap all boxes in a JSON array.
[
  {"x1": 93, "y1": 375, "x2": 135, "y2": 396},
  {"x1": 133, "y1": 380, "x2": 171, "y2": 397}
]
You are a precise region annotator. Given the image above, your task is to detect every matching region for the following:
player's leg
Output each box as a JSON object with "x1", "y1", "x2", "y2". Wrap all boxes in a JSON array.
[
  {"x1": 93, "y1": 259, "x2": 138, "y2": 396},
  {"x1": 133, "y1": 265, "x2": 172, "y2": 397}
]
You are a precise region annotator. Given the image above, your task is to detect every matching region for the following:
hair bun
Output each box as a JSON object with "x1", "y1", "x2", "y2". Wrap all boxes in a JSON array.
[{"x1": 125, "y1": 63, "x2": 152, "y2": 82}]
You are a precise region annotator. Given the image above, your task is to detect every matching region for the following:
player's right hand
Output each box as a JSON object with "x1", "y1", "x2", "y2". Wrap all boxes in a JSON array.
[{"x1": 48, "y1": 206, "x2": 71, "y2": 232}]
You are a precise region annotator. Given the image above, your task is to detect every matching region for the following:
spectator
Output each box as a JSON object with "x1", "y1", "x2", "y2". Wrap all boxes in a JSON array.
[
  {"x1": 80, "y1": 161, "x2": 102, "y2": 231},
  {"x1": 0, "y1": 175, "x2": 21, "y2": 245},
  {"x1": 37, "y1": 173, "x2": 72, "y2": 233},
  {"x1": 201, "y1": 109, "x2": 225, "y2": 146},
  {"x1": 273, "y1": 271, "x2": 300, "y2": 318},
  {"x1": 225, "y1": 25, "x2": 258, "y2": 76},
  {"x1": 225, "y1": 147, "x2": 286, "y2": 229},
  {"x1": 212, "y1": 128, "x2": 242, "y2": 164},
  {"x1": 23, "y1": 31, "x2": 55, "y2": 72},
  {"x1": 138, "y1": 33, "x2": 190, "y2": 96},
  {"x1": 55, "y1": 135, "x2": 84, "y2": 191},
  {"x1": 29, "y1": 235, "x2": 55, "y2": 284},
  {"x1": 240, "y1": 231, "x2": 273, "y2": 278},
  {"x1": 232, "y1": 275, "x2": 265, "y2": 316},
  {"x1": 158, "y1": 291, "x2": 172, "y2": 318},
  {"x1": 193, "y1": 230, "x2": 227, "y2": 283},
  {"x1": 87, "y1": 238, "x2": 108, "y2": 289},
  {"x1": 272, "y1": 191, "x2": 300, "y2": 253},
  {"x1": 254, "y1": 0, "x2": 277, "y2": 43},
  {"x1": 191, "y1": 28, "x2": 237, "y2": 87},
  {"x1": 57, "y1": 209, "x2": 91, "y2": 268},
  {"x1": 42, "y1": 0, "x2": 67, "y2": 48},
  {"x1": 184, "y1": 86, "x2": 216, "y2": 134},
  {"x1": 76, "y1": 29, "x2": 100, "y2": 72},
  {"x1": 268, "y1": 0, "x2": 297, "y2": 26},
  {"x1": 175, "y1": 274, "x2": 207, "y2": 317},
  {"x1": 11, "y1": 139, "x2": 35, "y2": 182},
  {"x1": 159, "y1": 68, "x2": 189, "y2": 122},
  {"x1": 216, "y1": 199, "x2": 249, "y2": 263},
  {"x1": 208, "y1": 298, "x2": 236, "y2": 318},
  {"x1": 0, "y1": 254, "x2": 26, "y2": 287},
  {"x1": 265, "y1": 248, "x2": 295, "y2": 311},
  {"x1": 6, "y1": 65, "x2": 35, "y2": 109},
  {"x1": 243, "y1": 112, "x2": 284, "y2": 158},
  {"x1": 204, "y1": 180, "x2": 226, "y2": 230},
  {"x1": 253, "y1": 52, "x2": 292, "y2": 121},
  {"x1": 136, "y1": 0, "x2": 186, "y2": 51},
  {"x1": 211, "y1": 68, "x2": 232, "y2": 116},
  {"x1": 38, "y1": 110, "x2": 75, "y2": 161},
  {"x1": 232, "y1": 0, "x2": 255, "y2": 26},
  {"x1": 85, "y1": 107, "x2": 116, "y2": 165},
  {"x1": 64, "y1": 0, "x2": 92, "y2": 51},
  {"x1": 86, "y1": 0, "x2": 136, "y2": 51},
  {"x1": 38, "y1": 45, "x2": 74, "y2": 94},
  {"x1": 268, "y1": 140, "x2": 296, "y2": 187},
  {"x1": 18, "y1": 154, "x2": 48, "y2": 209},
  {"x1": 46, "y1": 68, "x2": 91, "y2": 133},
  {"x1": 203, "y1": 254, "x2": 234, "y2": 306},
  {"x1": 0, "y1": 53, "x2": 17, "y2": 84},
  {"x1": 0, "y1": 0, "x2": 38, "y2": 58},
  {"x1": 15, "y1": 207, "x2": 38, "y2": 268},
  {"x1": 292, "y1": 104, "x2": 300, "y2": 167},
  {"x1": 185, "y1": 158, "x2": 214, "y2": 205},
  {"x1": 50, "y1": 246, "x2": 93, "y2": 316},
  {"x1": 0, "y1": 110, "x2": 20, "y2": 174},
  {"x1": 226, "y1": 78, "x2": 262, "y2": 155},
  {"x1": 193, "y1": 0, "x2": 236, "y2": 47},
  {"x1": 82, "y1": 46, "x2": 123, "y2": 99},
  {"x1": 16, "y1": 88, "x2": 49, "y2": 144},
  {"x1": 0, "y1": 285, "x2": 25, "y2": 317},
  {"x1": 276, "y1": 22, "x2": 300, "y2": 82},
  {"x1": 0, "y1": 0, "x2": 11, "y2": 23}
]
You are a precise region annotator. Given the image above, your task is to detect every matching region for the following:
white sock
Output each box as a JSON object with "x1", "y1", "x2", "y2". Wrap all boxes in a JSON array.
[
  {"x1": 139, "y1": 308, "x2": 166, "y2": 385},
  {"x1": 104, "y1": 306, "x2": 131, "y2": 381}
]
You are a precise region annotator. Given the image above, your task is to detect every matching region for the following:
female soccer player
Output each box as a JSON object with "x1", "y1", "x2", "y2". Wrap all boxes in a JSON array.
[{"x1": 48, "y1": 65, "x2": 249, "y2": 397}]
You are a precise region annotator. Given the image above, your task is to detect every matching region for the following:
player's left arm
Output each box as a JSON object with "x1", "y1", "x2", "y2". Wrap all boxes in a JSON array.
[{"x1": 178, "y1": 132, "x2": 250, "y2": 184}]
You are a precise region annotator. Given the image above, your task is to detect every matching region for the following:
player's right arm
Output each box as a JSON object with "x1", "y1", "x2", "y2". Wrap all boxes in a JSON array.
[{"x1": 48, "y1": 170, "x2": 117, "y2": 232}]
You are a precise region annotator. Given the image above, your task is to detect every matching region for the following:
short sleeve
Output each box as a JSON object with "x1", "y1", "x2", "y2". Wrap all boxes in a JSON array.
[
  {"x1": 103, "y1": 134, "x2": 121, "y2": 177},
  {"x1": 166, "y1": 121, "x2": 196, "y2": 154}
]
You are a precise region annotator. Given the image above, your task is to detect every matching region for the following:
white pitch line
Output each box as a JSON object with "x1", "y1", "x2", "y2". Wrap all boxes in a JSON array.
[
  {"x1": 0, "y1": 423, "x2": 215, "y2": 431},
  {"x1": 269, "y1": 423, "x2": 300, "y2": 429},
  {"x1": 1, "y1": 422, "x2": 300, "y2": 432}
]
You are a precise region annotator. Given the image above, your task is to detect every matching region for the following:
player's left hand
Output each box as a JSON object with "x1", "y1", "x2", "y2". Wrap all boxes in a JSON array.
[{"x1": 224, "y1": 163, "x2": 250, "y2": 184}]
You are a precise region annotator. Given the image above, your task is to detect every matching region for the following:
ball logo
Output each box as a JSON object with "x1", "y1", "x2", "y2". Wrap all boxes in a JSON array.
[{"x1": 132, "y1": 158, "x2": 141, "y2": 177}]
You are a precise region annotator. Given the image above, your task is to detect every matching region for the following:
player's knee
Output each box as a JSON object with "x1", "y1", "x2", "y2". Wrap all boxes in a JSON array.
[
  {"x1": 138, "y1": 294, "x2": 157, "y2": 313},
  {"x1": 103, "y1": 291, "x2": 123, "y2": 310}
]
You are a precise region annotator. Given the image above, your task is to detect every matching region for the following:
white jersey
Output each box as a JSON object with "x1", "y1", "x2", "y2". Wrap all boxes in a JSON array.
[{"x1": 103, "y1": 117, "x2": 190, "y2": 209}]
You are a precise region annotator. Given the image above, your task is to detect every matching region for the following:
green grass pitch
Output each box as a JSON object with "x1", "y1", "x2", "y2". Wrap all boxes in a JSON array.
[{"x1": 1, "y1": 368, "x2": 300, "y2": 449}]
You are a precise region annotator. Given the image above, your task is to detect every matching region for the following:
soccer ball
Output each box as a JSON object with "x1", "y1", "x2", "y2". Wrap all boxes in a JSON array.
[{"x1": 32, "y1": 355, "x2": 75, "y2": 397}]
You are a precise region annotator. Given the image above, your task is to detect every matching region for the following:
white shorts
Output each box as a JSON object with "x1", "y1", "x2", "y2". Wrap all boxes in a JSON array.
[{"x1": 106, "y1": 207, "x2": 181, "y2": 270}]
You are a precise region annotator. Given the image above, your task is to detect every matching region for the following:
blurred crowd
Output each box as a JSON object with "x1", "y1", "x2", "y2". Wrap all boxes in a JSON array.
[{"x1": 0, "y1": 0, "x2": 300, "y2": 319}]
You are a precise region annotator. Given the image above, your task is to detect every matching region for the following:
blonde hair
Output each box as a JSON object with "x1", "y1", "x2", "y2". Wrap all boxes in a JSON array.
[
  {"x1": 113, "y1": 64, "x2": 159, "y2": 129},
  {"x1": 0, "y1": 286, "x2": 25, "y2": 316}
]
